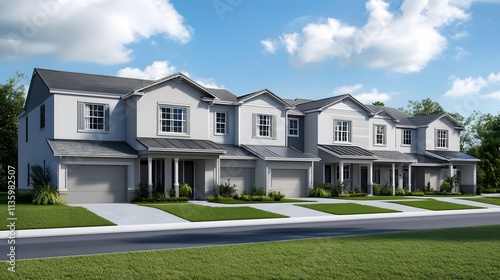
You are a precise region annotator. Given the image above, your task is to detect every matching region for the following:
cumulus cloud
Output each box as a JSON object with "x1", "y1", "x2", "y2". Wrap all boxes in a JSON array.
[
  {"x1": 0, "y1": 0, "x2": 193, "y2": 64},
  {"x1": 452, "y1": 47, "x2": 470, "y2": 60},
  {"x1": 444, "y1": 72, "x2": 500, "y2": 98},
  {"x1": 262, "y1": 0, "x2": 483, "y2": 73},
  {"x1": 117, "y1": 61, "x2": 224, "y2": 89},
  {"x1": 260, "y1": 39, "x2": 278, "y2": 53},
  {"x1": 333, "y1": 83, "x2": 392, "y2": 104}
]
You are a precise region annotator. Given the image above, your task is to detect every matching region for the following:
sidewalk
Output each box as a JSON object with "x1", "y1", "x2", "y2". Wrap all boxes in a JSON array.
[{"x1": 6, "y1": 196, "x2": 500, "y2": 239}]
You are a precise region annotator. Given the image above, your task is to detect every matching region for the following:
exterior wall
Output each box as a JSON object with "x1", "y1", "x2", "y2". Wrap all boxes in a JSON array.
[
  {"x1": 304, "y1": 112, "x2": 319, "y2": 155},
  {"x1": 53, "y1": 94, "x2": 125, "y2": 141},
  {"x1": 460, "y1": 164, "x2": 477, "y2": 194},
  {"x1": 395, "y1": 128, "x2": 417, "y2": 153},
  {"x1": 125, "y1": 96, "x2": 143, "y2": 151},
  {"x1": 135, "y1": 81, "x2": 211, "y2": 140},
  {"x1": 18, "y1": 95, "x2": 57, "y2": 190},
  {"x1": 209, "y1": 104, "x2": 236, "y2": 144},
  {"x1": 287, "y1": 115, "x2": 305, "y2": 152},
  {"x1": 239, "y1": 94, "x2": 286, "y2": 146},
  {"x1": 426, "y1": 118, "x2": 460, "y2": 151},
  {"x1": 368, "y1": 116, "x2": 396, "y2": 150},
  {"x1": 317, "y1": 99, "x2": 370, "y2": 149},
  {"x1": 24, "y1": 73, "x2": 51, "y2": 114},
  {"x1": 416, "y1": 127, "x2": 427, "y2": 154}
]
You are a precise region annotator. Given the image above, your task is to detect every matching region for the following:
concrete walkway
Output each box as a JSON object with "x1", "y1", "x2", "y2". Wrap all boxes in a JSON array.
[{"x1": 71, "y1": 203, "x2": 189, "y2": 225}]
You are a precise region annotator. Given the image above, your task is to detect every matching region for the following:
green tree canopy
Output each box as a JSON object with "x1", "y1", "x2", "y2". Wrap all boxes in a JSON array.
[
  {"x1": 372, "y1": 101, "x2": 385, "y2": 106},
  {"x1": 0, "y1": 73, "x2": 27, "y2": 190}
]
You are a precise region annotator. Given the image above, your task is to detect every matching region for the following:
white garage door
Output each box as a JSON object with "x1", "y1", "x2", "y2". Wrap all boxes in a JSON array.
[
  {"x1": 220, "y1": 167, "x2": 254, "y2": 195},
  {"x1": 271, "y1": 169, "x2": 307, "y2": 198},
  {"x1": 67, "y1": 165, "x2": 127, "y2": 203}
]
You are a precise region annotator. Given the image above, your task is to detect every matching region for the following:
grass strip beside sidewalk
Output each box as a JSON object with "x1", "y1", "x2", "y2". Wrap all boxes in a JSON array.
[{"x1": 297, "y1": 203, "x2": 400, "y2": 215}]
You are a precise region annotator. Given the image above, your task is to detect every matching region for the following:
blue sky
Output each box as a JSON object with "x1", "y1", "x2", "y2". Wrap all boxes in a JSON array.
[{"x1": 1, "y1": 0, "x2": 500, "y2": 116}]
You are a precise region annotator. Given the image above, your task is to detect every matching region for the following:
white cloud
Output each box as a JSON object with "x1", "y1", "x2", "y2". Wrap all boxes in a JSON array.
[
  {"x1": 333, "y1": 83, "x2": 392, "y2": 104},
  {"x1": 260, "y1": 39, "x2": 278, "y2": 53},
  {"x1": 0, "y1": 0, "x2": 193, "y2": 64},
  {"x1": 444, "y1": 72, "x2": 500, "y2": 98},
  {"x1": 452, "y1": 31, "x2": 468, "y2": 39},
  {"x1": 452, "y1": 47, "x2": 470, "y2": 60},
  {"x1": 263, "y1": 0, "x2": 481, "y2": 73}
]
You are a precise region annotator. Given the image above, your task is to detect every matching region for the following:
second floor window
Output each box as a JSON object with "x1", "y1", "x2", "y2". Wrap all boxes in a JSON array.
[
  {"x1": 78, "y1": 102, "x2": 109, "y2": 132},
  {"x1": 402, "y1": 129, "x2": 412, "y2": 145},
  {"x1": 288, "y1": 118, "x2": 299, "y2": 137},
  {"x1": 374, "y1": 125, "x2": 386, "y2": 145},
  {"x1": 215, "y1": 112, "x2": 226, "y2": 134},
  {"x1": 160, "y1": 107, "x2": 187, "y2": 133},
  {"x1": 334, "y1": 120, "x2": 351, "y2": 142},
  {"x1": 258, "y1": 115, "x2": 271, "y2": 137},
  {"x1": 436, "y1": 129, "x2": 448, "y2": 148}
]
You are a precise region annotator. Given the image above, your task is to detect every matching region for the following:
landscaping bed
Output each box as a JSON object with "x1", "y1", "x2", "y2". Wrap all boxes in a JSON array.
[
  {"x1": 297, "y1": 203, "x2": 400, "y2": 215},
  {"x1": 390, "y1": 199, "x2": 484, "y2": 211}
]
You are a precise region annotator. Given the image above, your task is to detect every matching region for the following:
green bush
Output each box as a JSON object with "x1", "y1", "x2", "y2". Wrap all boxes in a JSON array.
[
  {"x1": 32, "y1": 182, "x2": 65, "y2": 205},
  {"x1": 309, "y1": 187, "x2": 331, "y2": 198},
  {"x1": 168, "y1": 187, "x2": 176, "y2": 198},
  {"x1": 179, "y1": 183, "x2": 192, "y2": 198},
  {"x1": 440, "y1": 181, "x2": 452, "y2": 193},
  {"x1": 338, "y1": 193, "x2": 351, "y2": 198},
  {"x1": 240, "y1": 194, "x2": 251, "y2": 201},
  {"x1": 424, "y1": 182, "x2": 433, "y2": 193},
  {"x1": 16, "y1": 191, "x2": 34, "y2": 203},
  {"x1": 353, "y1": 185, "x2": 361, "y2": 194},
  {"x1": 349, "y1": 193, "x2": 367, "y2": 197},
  {"x1": 268, "y1": 191, "x2": 285, "y2": 201},
  {"x1": 136, "y1": 183, "x2": 150, "y2": 200},
  {"x1": 332, "y1": 183, "x2": 343, "y2": 197},
  {"x1": 380, "y1": 183, "x2": 393, "y2": 196},
  {"x1": 215, "y1": 179, "x2": 237, "y2": 198},
  {"x1": 251, "y1": 186, "x2": 266, "y2": 196},
  {"x1": 410, "y1": 191, "x2": 425, "y2": 196},
  {"x1": 395, "y1": 187, "x2": 406, "y2": 196},
  {"x1": 372, "y1": 183, "x2": 381, "y2": 195},
  {"x1": 30, "y1": 165, "x2": 51, "y2": 189}
]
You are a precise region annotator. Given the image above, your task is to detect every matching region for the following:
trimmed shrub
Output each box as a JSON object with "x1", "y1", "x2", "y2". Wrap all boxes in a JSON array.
[
  {"x1": 353, "y1": 185, "x2": 361, "y2": 194},
  {"x1": 395, "y1": 187, "x2": 406, "y2": 196},
  {"x1": 338, "y1": 194, "x2": 351, "y2": 198},
  {"x1": 32, "y1": 182, "x2": 65, "y2": 205},
  {"x1": 349, "y1": 193, "x2": 367, "y2": 197},
  {"x1": 179, "y1": 183, "x2": 192, "y2": 198},
  {"x1": 268, "y1": 191, "x2": 285, "y2": 201},
  {"x1": 168, "y1": 187, "x2": 176, "y2": 198},
  {"x1": 410, "y1": 191, "x2": 425, "y2": 196},
  {"x1": 136, "y1": 183, "x2": 150, "y2": 200},
  {"x1": 440, "y1": 181, "x2": 452, "y2": 193},
  {"x1": 372, "y1": 183, "x2": 381, "y2": 196},
  {"x1": 332, "y1": 183, "x2": 343, "y2": 197},
  {"x1": 380, "y1": 183, "x2": 393, "y2": 196},
  {"x1": 215, "y1": 179, "x2": 237, "y2": 198},
  {"x1": 251, "y1": 186, "x2": 266, "y2": 196},
  {"x1": 309, "y1": 187, "x2": 331, "y2": 198}
]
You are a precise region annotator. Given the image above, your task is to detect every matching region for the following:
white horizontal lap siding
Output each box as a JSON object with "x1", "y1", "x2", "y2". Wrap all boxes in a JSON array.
[
  {"x1": 239, "y1": 95, "x2": 286, "y2": 146},
  {"x1": 319, "y1": 100, "x2": 369, "y2": 148},
  {"x1": 209, "y1": 104, "x2": 235, "y2": 144},
  {"x1": 426, "y1": 118, "x2": 460, "y2": 151}
]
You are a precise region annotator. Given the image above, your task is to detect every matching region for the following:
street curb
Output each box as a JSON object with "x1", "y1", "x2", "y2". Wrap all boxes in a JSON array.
[{"x1": 5, "y1": 208, "x2": 500, "y2": 239}]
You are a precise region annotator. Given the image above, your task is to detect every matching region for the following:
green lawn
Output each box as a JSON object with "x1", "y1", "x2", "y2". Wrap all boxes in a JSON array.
[
  {"x1": 210, "y1": 198, "x2": 315, "y2": 204},
  {"x1": 141, "y1": 203, "x2": 287, "y2": 221},
  {"x1": 462, "y1": 196, "x2": 500, "y2": 206},
  {"x1": 3, "y1": 225, "x2": 500, "y2": 279},
  {"x1": 0, "y1": 204, "x2": 115, "y2": 230},
  {"x1": 331, "y1": 196, "x2": 416, "y2": 200},
  {"x1": 390, "y1": 199, "x2": 484, "y2": 211},
  {"x1": 297, "y1": 203, "x2": 399, "y2": 215}
]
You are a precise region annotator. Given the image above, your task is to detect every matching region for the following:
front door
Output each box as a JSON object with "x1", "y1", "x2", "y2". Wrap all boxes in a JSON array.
[
  {"x1": 183, "y1": 161, "x2": 195, "y2": 200},
  {"x1": 360, "y1": 167, "x2": 368, "y2": 193}
]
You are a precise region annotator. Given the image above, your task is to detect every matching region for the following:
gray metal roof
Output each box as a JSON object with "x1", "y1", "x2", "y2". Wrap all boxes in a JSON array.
[
  {"x1": 47, "y1": 139, "x2": 137, "y2": 158},
  {"x1": 427, "y1": 150, "x2": 479, "y2": 161},
  {"x1": 207, "y1": 88, "x2": 238, "y2": 103},
  {"x1": 407, "y1": 153, "x2": 448, "y2": 165},
  {"x1": 243, "y1": 145, "x2": 319, "y2": 161},
  {"x1": 237, "y1": 89, "x2": 292, "y2": 107},
  {"x1": 218, "y1": 144, "x2": 256, "y2": 158},
  {"x1": 137, "y1": 138, "x2": 225, "y2": 154},
  {"x1": 365, "y1": 105, "x2": 416, "y2": 127},
  {"x1": 318, "y1": 145, "x2": 377, "y2": 159},
  {"x1": 296, "y1": 95, "x2": 347, "y2": 112},
  {"x1": 370, "y1": 150, "x2": 417, "y2": 162},
  {"x1": 36, "y1": 68, "x2": 150, "y2": 95},
  {"x1": 408, "y1": 113, "x2": 444, "y2": 126},
  {"x1": 284, "y1": 98, "x2": 314, "y2": 106}
]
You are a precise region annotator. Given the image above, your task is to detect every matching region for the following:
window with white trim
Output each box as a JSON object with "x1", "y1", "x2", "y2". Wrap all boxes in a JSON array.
[
  {"x1": 402, "y1": 129, "x2": 412, "y2": 145},
  {"x1": 215, "y1": 112, "x2": 227, "y2": 134},
  {"x1": 257, "y1": 115, "x2": 271, "y2": 137},
  {"x1": 288, "y1": 118, "x2": 299, "y2": 137},
  {"x1": 84, "y1": 104, "x2": 105, "y2": 130},
  {"x1": 436, "y1": 129, "x2": 448, "y2": 148},
  {"x1": 336, "y1": 165, "x2": 350, "y2": 180},
  {"x1": 159, "y1": 106, "x2": 187, "y2": 133},
  {"x1": 334, "y1": 120, "x2": 351, "y2": 142},
  {"x1": 374, "y1": 125, "x2": 386, "y2": 145}
]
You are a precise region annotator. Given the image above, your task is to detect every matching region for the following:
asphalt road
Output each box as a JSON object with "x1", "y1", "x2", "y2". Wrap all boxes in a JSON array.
[{"x1": 2, "y1": 212, "x2": 500, "y2": 260}]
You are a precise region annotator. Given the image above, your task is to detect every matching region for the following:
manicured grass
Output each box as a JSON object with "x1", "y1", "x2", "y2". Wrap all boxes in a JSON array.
[
  {"x1": 390, "y1": 199, "x2": 484, "y2": 211},
  {"x1": 0, "y1": 204, "x2": 115, "y2": 230},
  {"x1": 331, "y1": 196, "x2": 416, "y2": 200},
  {"x1": 297, "y1": 203, "x2": 400, "y2": 215},
  {"x1": 140, "y1": 203, "x2": 287, "y2": 221},
  {"x1": 4, "y1": 225, "x2": 500, "y2": 279},
  {"x1": 463, "y1": 197, "x2": 500, "y2": 206},
  {"x1": 210, "y1": 198, "x2": 315, "y2": 204}
]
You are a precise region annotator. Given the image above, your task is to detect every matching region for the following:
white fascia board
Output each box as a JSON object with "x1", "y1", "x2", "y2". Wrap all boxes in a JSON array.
[{"x1": 50, "y1": 89, "x2": 121, "y2": 99}]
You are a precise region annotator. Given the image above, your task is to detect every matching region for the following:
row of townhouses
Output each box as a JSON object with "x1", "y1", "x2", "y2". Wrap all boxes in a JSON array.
[{"x1": 18, "y1": 68, "x2": 479, "y2": 203}]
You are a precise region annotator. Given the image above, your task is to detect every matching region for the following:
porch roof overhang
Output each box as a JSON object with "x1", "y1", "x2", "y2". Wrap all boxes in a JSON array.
[
  {"x1": 371, "y1": 150, "x2": 417, "y2": 163},
  {"x1": 47, "y1": 139, "x2": 138, "y2": 158},
  {"x1": 218, "y1": 144, "x2": 257, "y2": 160},
  {"x1": 407, "y1": 153, "x2": 448, "y2": 166},
  {"x1": 426, "y1": 150, "x2": 480, "y2": 162},
  {"x1": 243, "y1": 145, "x2": 320, "y2": 161},
  {"x1": 137, "y1": 138, "x2": 226, "y2": 154},
  {"x1": 318, "y1": 145, "x2": 378, "y2": 160}
]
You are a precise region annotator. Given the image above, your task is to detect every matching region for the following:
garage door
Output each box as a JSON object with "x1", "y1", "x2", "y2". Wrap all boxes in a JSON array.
[
  {"x1": 67, "y1": 165, "x2": 127, "y2": 203},
  {"x1": 271, "y1": 169, "x2": 307, "y2": 198},
  {"x1": 220, "y1": 167, "x2": 254, "y2": 195}
]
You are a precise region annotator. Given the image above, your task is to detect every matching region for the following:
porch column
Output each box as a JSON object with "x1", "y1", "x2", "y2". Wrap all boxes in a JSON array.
[
  {"x1": 147, "y1": 157, "x2": 153, "y2": 197},
  {"x1": 391, "y1": 163, "x2": 395, "y2": 195},
  {"x1": 398, "y1": 164, "x2": 404, "y2": 190},
  {"x1": 449, "y1": 164, "x2": 454, "y2": 192},
  {"x1": 215, "y1": 158, "x2": 221, "y2": 186},
  {"x1": 339, "y1": 161, "x2": 344, "y2": 185},
  {"x1": 408, "y1": 164, "x2": 412, "y2": 192},
  {"x1": 174, "y1": 158, "x2": 179, "y2": 197},
  {"x1": 368, "y1": 162, "x2": 373, "y2": 196}
]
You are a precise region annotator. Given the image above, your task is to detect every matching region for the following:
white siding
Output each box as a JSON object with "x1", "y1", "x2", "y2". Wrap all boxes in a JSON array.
[
  {"x1": 209, "y1": 104, "x2": 236, "y2": 144},
  {"x1": 426, "y1": 118, "x2": 460, "y2": 151},
  {"x1": 318, "y1": 99, "x2": 370, "y2": 148},
  {"x1": 304, "y1": 112, "x2": 319, "y2": 155},
  {"x1": 368, "y1": 116, "x2": 396, "y2": 150},
  {"x1": 239, "y1": 94, "x2": 286, "y2": 146}
]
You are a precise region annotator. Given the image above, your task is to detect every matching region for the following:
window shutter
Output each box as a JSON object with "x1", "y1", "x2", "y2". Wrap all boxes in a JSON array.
[
  {"x1": 272, "y1": 115, "x2": 277, "y2": 140},
  {"x1": 77, "y1": 102, "x2": 85, "y2": 131},
  {"x1": 252, "y1": 113, "x2": 257, "y2": 138},
  {"x1": 104, "y1": 104, "x2": 110, "y2": 131},
  {"x1": 185, "y1": 107, "x2": 190, "y2": 135},
  {"x1": 434, "y1": 128, "x2": 438, "y2": 148}
]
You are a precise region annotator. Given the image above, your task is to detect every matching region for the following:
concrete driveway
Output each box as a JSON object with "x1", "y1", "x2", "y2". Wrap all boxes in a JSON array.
[{"x1": 70, "y1": 203, "x2": 189, "y2": 225}]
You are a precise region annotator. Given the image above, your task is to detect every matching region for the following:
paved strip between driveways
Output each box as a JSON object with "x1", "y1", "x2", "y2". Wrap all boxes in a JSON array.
[{"x1": 71, "y1": 203, "x2": 189, "y2": 225}]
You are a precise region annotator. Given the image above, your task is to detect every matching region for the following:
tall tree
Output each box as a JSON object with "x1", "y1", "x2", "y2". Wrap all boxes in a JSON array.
[
  {"x1": 399, "y1": 98, "x2": 444, "y2": 116},
  {"x1": 372, "y1": 101, "x2": 385, "y2": 106},
  {"x1": 0, "y1": 73, "x2": 27, "y2": 190}
]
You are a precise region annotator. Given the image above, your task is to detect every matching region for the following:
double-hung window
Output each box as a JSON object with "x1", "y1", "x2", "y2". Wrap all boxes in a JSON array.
[
  {"x1": 334, "y1": 120, "x2": 351, "y2": 142},
  {"x1": 78, "y1": 102, "x2": 109, "y2": 132},
  {"x1": 257, "y1": 115, "x2": 271, "y2": 137},
  {"x1": 436, "y1": 129, "x2": 448, "y2": 148},
  {"x1": 159, "y1": 106, "x2": 187, "y2": 134},
  {"x1": 215, "y1": 112, "x2": 227, "y2": 135},
  {"x1": 288, "y1": 118, "x2": 299, "y2": 137},
  {"x1": 374, "y1": 125, "x2": 386, "y2": 145},
  {"x1": 402, "y1": 129, "x2": 412, "y2": 146}
]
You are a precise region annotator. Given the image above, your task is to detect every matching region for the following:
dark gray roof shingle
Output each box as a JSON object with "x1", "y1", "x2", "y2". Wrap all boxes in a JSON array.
[
  {"x1": 370, "y1": 150, "x2": 417, "y2": 162},
  {"x1": 365, "y1": 105, "x2": 416, "y2": 127},
  {"x1": 427, "y1": 150, "x2": 479, "y2": 161},
  {"x1": 137, "y1": 138, "x2": 225, "y2": 153},
  {"x1": 319, "y1": 145, "x2": 377, "y2": 159},
  {"x1": 407, "y1": 153, "x2": 448, "y2": 164},
  {"x1": 296, "y1": 95, "x2": 347, "y2": 112},
  {"x1": 243, "y1": 145, "x2": 319, "y2": 161},
  {"x1": 47, "y1": 139, "x2": 137, "y2": 158},
  {"x1": 408, "y1": 113, "x2": 445, "y2": 126},
  {"x1": 207, "y1": 88, "x2": 238, "y2": 103},
  {"x1": 218, "y1": 144, "x2": 256, "y2": 158}
]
